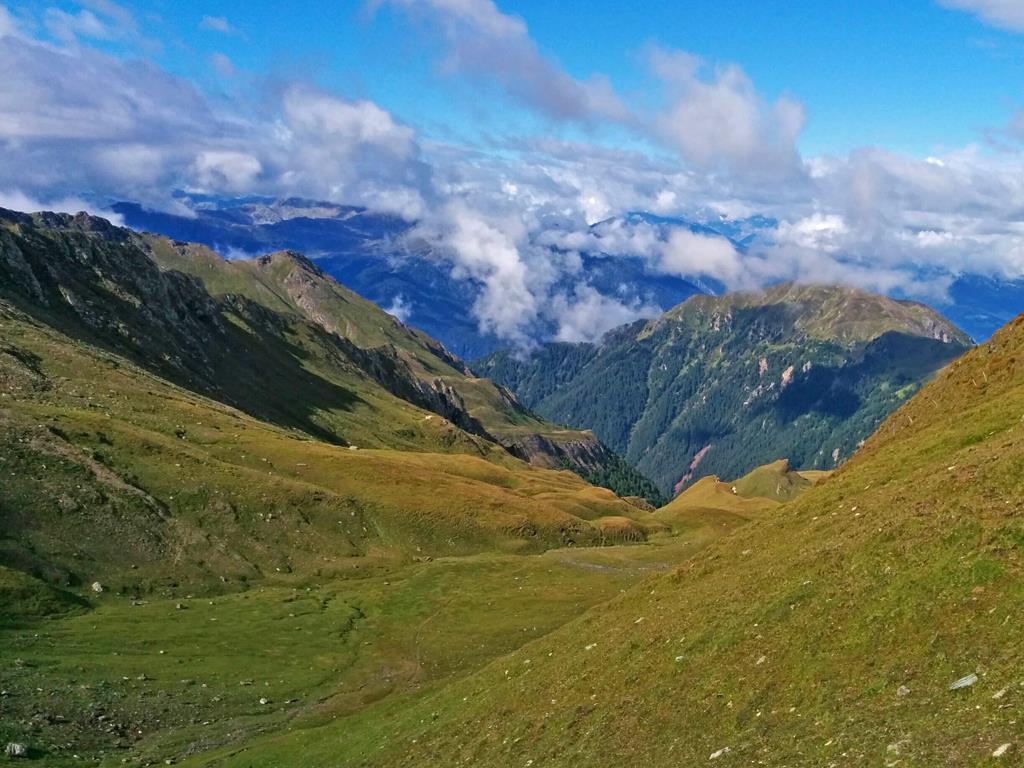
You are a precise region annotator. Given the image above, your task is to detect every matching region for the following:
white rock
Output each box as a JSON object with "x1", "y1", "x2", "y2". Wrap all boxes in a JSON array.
[
  {"x1": 709, "y1": 747, "x2": 731, "y2": 760},
  {"x1": 91, "y1": 581, "x2": 104, "y2": 593},
  {"x1": 993, "y1": 743, "x2": 1012, "y2": 758},
  {"x1": 5, "y1": 743, "x2": 27, "y2": 758},
  {"x1": 896, "y1": 685, "x2": 911, "y2": 697},
  {"x1": 949, "y1": 673, "x2": 978, "y2": 690}
]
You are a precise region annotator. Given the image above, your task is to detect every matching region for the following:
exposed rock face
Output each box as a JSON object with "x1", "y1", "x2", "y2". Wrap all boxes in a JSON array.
[{"x1": 499, "y1": 432, "x2": 612, "y2": 472}]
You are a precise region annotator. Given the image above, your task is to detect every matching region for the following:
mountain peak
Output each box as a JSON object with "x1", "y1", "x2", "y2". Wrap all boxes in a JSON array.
[
  {"x1": 657, "y1": 281, "x2": 972, "y2": 346},
  {"x1": 253, "y1": 249, "x2": 323, "y2": 275}
]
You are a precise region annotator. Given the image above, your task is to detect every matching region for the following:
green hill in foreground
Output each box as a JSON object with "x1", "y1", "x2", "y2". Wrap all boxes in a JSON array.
[{"x1": 202, "y1": 314, "x2": 1024, "y2": 766}]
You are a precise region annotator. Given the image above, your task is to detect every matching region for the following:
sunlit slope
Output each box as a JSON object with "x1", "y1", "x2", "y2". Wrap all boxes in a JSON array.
[
  {"x1": 0, "y1": 212, "x2": 661, "y2": 591},
  {"x1": 145, "y1": 232, "x2": 663, "y2": 501},
  {"x1": 234, "y1": 315, "x2": 1024, "y2": 767}
]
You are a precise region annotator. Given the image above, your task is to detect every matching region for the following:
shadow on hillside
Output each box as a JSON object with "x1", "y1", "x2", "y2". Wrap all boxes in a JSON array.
[
  {"x1": 2, "y1": 239, "x2": 367, "y2": 446},
  {"x1": 773, "y1": 331, "x2": 967, "y2": 423}
]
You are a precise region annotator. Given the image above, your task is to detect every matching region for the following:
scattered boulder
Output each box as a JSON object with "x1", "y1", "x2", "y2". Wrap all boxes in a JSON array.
[
  {"x1": 709, "y1": 746, "x2": 731, "y2": 760},
  {"x1": 91, "y1": 581, "x2": 104, "y2": 593},
  {"x1": 896, "y1": 685, "x2": 911, "y2": 697},
  {"x1": 5, "y1": 743, "x2": 27, "y2": 758},
  {"x1": 993, "y1": 744, "x2": 1012, "y2": 758}
]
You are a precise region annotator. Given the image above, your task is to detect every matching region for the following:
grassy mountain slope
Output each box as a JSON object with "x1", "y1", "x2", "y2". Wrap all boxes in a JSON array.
[
  {"x1": 252, "y1": 313, "x2": 1024, "y2": 767},
  {"x1": 141, "y1": 227, "x2": 663, "y2": 503},
  {"x1": 652, "y1": 459, "x2": 824, "y2": 551},
  {"x1": 0, "y1": 210, "x2": 672, "y2": 592},
  {"x1": 476, "y1": 283, "x2": 972, "y2": 495}
]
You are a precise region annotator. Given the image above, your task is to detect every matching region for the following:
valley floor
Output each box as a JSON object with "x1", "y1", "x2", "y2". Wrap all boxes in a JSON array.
[{"x1": 0, "y1": 536, "x2": 711, "y2": 767}]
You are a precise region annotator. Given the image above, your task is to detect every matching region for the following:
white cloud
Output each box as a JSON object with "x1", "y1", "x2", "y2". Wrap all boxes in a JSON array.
[
  {"x1": 376, "y1": 0, "x2": 629, "y2": 122},
  {"x1": 418, "y1": 200, "x2": 541, "y2": 342},
  {"x1": 648, "y1": 47, "x2": 806, "y2": 181},
  {"x1": 271, "y1": 85, "x2": 430, "y2": 219},
  {"x1": 659, "y1": 229, "x2": 747, "y2": 286},
  {"x1": 551, "y1": 285, "x2": 659, "y2": 343},
  {"x1": 209, "y1": 51, "x2": 236, "y2": 77},
  {"x1": 775, "y1": 214, "x2": 848, "y2": 253},
  {"x1": 0, "y1": 31, "x2": 432, "y2": 216},
  {"x1": 939, "y1": 0, "x2": 1024, "y2": 32},
  {"x1": 8, "y1": 1, "x2": 1024, "y2": 349},
  {"x1": 200, "y1": 15, "x2": 239, "y2": 35},
  {"x1": 44, "y1": 8, "x2": 113, "y2": 42},
  {"x1": 0, "y1": 6, "x2": 15, "y2": 38},
  {"x1": 43, "y1": 1, "x2": 153, "y2": 48},
  {"x1": 386, "y1": 294, "x2": 412, "y2": 322},
  {"x1": 191, "y1": 150, "x2": 262, "y2": 192},
  {"x1": 0, "y1": 188, "x2": 124, "y2": 225}
]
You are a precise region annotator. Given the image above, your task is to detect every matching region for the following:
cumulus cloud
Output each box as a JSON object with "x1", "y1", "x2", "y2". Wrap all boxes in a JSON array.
[
  {"x1": 0, "y1": 29, "x2": 432, "y2": 216},
  {"x1": 648, "y1": 47, "x2": 806, "y2": 181},
  {"x1": 550, "y1": 285, "x2": 659, "y2": 343},
  {"x1": 415, "y1": 200, "x2": 541, "y2": 342},
  {"x1": 385, "y1": 294, "x2": 412, "y2": 322},
  {"x1": 939, "y1": 0, "x2": 1024, "y2": 32},
  {"x1": 7, "y1": 0, "x2": 1024, "y2": 349},
  {"x1": 270, "y1": 85, "x2": 431, "y2": 218},
  {"x1": 0, "y1": 188, "x2": 125, "y2": 224},
  {"x1": 376, "y1": 0, "x2": 629, "y2": 122},
  {"x1": 658, "y1": 229, "x2": 747, "y2": 286},
  {"x1": 191, "y1": 150, "x2": 262, "y2": 192}
]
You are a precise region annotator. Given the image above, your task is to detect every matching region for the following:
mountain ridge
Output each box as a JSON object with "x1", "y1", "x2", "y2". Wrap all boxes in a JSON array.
[
  {"x1": 0, "y1": 207, "x2": 672, "y2": 592},
  {"x1": 475, "y1": 281, "x2": 972, "y2": 494}
]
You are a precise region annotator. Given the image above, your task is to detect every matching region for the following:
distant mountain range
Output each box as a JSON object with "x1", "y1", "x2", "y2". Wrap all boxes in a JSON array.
[
  {"x1": 113, "y1": 199, "x2": 719, "y2": 360},
  {"x1": 113, "y1": 197, "x2": 1024, "y2": 355},
  {"x1": 476, "y1": 283, "x2": 972, "y2": 494}
]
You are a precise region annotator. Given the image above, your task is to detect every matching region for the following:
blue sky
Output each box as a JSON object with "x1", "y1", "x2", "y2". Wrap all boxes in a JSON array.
[
  {"x1": 18, "y1": 0, "x2": 1024, "y2": 155},
  {"x1": 6, "y1": 0, "x2": 1024, "y2": 345}
]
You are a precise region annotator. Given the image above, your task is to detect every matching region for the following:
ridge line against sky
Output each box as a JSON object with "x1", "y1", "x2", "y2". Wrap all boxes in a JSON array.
[{"x1": 4, "y1": 0, "x2": 1024, "y2": 345}]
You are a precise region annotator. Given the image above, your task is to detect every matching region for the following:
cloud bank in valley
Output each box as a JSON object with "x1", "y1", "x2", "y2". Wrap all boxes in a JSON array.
[{"x1": 3, "y1": 0, "x2": 1024, "y2": 345}]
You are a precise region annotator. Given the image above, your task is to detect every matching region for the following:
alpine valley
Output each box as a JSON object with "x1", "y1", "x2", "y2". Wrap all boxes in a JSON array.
[
  {"x1": 7, "y1": 3, "x2": 1024, "y2": 766},
  {"x1": 1, "y1": 203, "x2": 1019, "y2": 768}
]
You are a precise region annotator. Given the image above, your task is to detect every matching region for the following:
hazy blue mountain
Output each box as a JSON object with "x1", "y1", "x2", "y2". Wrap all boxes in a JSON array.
[{"x1": 112, "y1": 199, "x2": 710, "y2": 359}]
